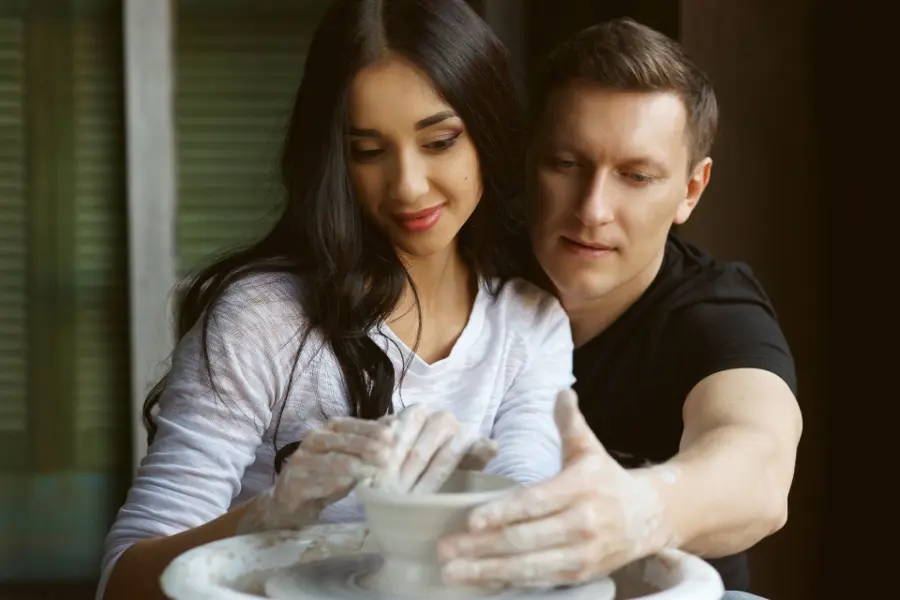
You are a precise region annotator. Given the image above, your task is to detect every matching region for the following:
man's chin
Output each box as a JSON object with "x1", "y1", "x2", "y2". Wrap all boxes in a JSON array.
[{"x1": 552, "y1": 276, "x2": 619, "y2": 307}]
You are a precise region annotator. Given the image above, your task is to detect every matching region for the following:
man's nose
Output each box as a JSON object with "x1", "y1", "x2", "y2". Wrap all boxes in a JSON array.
[
  {"x1": 389, "y1": 148, "x2": 430, "y2": 204},
  {"x1": 577, "y1": 171, "x2": 615, "y2": 226}
]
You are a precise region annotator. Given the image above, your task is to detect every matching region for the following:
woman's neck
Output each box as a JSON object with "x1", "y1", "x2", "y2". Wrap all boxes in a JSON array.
[{"x1": 387, "y1": 245, "x2": 476, "y2": 363}]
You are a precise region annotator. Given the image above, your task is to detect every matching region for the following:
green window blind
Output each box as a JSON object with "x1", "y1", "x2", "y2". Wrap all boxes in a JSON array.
[
  {"x1": 175, "y1": 0, "x2": 331, "y2": 276},
  {"x1": 72, "y1": 0, "x2": 129, "y2": 473},
  {"x1": 0, "y1": 0, "x2": 128, "y2": 580},
  {"x1": 0, "y1": 2, "x2": 28, "y2": 471}
]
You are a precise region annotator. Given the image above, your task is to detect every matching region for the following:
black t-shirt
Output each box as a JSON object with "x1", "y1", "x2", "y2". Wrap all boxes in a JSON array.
[{"x1": 572, "y1": 233, "x2": 797, "y2": 593}]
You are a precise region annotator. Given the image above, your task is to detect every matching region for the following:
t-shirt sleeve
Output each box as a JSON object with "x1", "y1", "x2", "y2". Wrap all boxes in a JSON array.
[
  {"x1": 667, "y1": 300, "x2": 798, "y2": 399},
  {"x1": 487, "y1": 292, "x2": 575, "y2": 485},
  {"x1": 95, "y1": 276, "x2": 299, "y2": 599}
]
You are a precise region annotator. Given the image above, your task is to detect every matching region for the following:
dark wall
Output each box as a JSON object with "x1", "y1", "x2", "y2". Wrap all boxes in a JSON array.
[
  {"x1": 677, "y1": 2, "x2": 821, "y2": 598},
  {"x1": 815, "y1": 1, "x2": 887, "y2": 597},
  {"x1": 525, "y1": 0, "x2": 678, "y2": 74},
  {"x1": 478, "y1": 1, "x2": 678, "y2": 105}
]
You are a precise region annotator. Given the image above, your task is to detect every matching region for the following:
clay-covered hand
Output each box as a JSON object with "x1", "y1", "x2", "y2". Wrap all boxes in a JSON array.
[
  {"x1": 372, "y1": 404, "x2": 498, "y2": 494},
  {"x1": 238, "y1": 416, "x2": 395, "y2": 533},
  {"x1": 437, "y1": 389, "x2": 671, "y2": 588}
]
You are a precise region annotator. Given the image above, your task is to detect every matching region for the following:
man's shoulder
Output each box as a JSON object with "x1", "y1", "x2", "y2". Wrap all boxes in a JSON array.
[
  {"x1": 655, "y1": 234, "x2": 774, "y2": 314},
  {"x1": 652, "y1": 237, "x2": 797, "y2": 394},
  {"x1": 578, "y1": 235, "x2": 796, "y2": 396},
  {"x1": 655, "y1": 236, "x2": 785, "y2": 343}
]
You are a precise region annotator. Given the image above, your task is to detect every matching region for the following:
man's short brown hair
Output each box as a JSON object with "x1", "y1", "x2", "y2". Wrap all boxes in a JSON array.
[{"x1": 531, "y1": 17, "x2": 718, "y2": 168}]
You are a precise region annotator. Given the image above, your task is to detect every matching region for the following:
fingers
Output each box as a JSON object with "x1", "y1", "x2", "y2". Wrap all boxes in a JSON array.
[
  {"x1": 442, "y1": 540, "x2": 611, "y2": 588},
  {"x1": 554, "y1": 389, "x2": 597, "y2": 459},
  {"x1": 466, "y1": 459, "x2": 591, "y2": 530},
  {"x1": 398, "y1": 411, "x2": 461, "y2": 492},
  {"x1": 414, "y1": 436, "x2": 497, "y2": 493},
  {"x1": 363, "y1": 405, "x2": 493, "y2": 493},
  {"x1": 275, "y1": 450, "x2": 379, "y2": 513},
  {"x1": 371, "y1": 404, "x2": 429, "y2": 490},
  {"x1": 268, "y1": 416, "x2": 399, "y2": 525},
  {"x1": 303, "y1": 429, "x2": 393, "y2": 466},
  {"x1": 287, "y1": 450, "x2": 381, "y2": 480},
  {"x1": 327, "y1": 416, "x2": 394, "y2": 443},
  {"x1": 410, "y1": 433, "x2": 467, "y2": 493},
  {"x1": 457, "y1": 438, "x2": 498, "y2": 472},
  {"x1": 439, "y1": 502, "x2": 603, "y2": 562}
]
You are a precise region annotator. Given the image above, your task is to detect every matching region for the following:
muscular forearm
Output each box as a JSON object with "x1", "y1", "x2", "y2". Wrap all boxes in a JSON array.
[
  {"x1": 103, "y1": 498, "x2": 257, "y2": 600},
  {"x1": 636, "y1": 425, "x2": 791, "y2": 558}
]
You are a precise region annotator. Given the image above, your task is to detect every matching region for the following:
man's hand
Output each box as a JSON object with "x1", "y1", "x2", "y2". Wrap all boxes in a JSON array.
[{"x1": 437, "y1": 389, "x2": 671, "y2": 588}]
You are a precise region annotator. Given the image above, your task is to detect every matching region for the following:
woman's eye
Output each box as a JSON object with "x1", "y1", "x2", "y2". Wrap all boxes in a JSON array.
[
  {"x1": 425, "y1": 131, "x2": 461, "y2": 151},
  {"x1": 350, "y1": 147, "x2": 384, "y2": 161}
]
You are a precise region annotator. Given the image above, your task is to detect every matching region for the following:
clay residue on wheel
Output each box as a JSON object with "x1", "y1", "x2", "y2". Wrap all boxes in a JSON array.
[
  {"x1": 255, "y1": 530, "x2": 304, "y2": 550},
  {"x1": 299, "y1": 526, "x2": 374, "y2": 562},
  {"x1": 232, "y1": 567, "x2": 284, "y2": 595}
]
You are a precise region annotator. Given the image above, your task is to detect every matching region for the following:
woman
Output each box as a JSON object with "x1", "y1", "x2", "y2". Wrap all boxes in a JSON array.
[{"x1": 98, "y1": 1, "x2": 574, "y2": 599}]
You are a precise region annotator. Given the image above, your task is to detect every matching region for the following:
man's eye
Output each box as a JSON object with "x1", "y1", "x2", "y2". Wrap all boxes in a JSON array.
[
  {"x1": 624, "y1": 172, "x2": 654, "y2": 184},
  {"x1": 552, "y1": 158, "x2": 578, "y2": 169}
]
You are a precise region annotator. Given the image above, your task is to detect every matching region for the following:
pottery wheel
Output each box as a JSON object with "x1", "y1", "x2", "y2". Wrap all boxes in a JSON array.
[
  {"x1": 160, "y1": 523, "x2": 725, "y2": 600},
  {"x1": 265, "y1": 553, "x2": 616, "y2": 600}
]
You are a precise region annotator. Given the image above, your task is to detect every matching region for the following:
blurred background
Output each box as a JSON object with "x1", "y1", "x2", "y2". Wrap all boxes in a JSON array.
[{"x1": 0, "y1": 0, "x2": 877, "y2": 598}]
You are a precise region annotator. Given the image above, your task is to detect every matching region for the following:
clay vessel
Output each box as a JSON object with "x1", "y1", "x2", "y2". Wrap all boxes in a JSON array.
[{"x1": 355, "y1": 469, "x2": 516, "y2": 596}]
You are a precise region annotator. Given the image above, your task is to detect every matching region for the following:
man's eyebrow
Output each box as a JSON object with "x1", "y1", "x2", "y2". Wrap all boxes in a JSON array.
[
  {"x1": 348, "y1": 110, "x2": 457, "y2": 138},
  {"x1": 622, "y1": 157, "x2": 669, "y2": 173}
]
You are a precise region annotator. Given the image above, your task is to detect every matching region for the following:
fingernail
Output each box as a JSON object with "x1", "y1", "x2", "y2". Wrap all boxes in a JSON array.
[{"x1": 471, "y1": 515, "x2": 488, "y2": 530}]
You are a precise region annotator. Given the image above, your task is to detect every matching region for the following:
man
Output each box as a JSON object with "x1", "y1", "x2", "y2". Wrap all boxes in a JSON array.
[{"x1": 437, "y1": 18, "x2": 803, "y2": 600}]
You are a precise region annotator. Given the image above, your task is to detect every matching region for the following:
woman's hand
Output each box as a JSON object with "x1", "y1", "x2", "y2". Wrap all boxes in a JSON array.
[
  {"x1": 239, "y1": 416, "x2": 396, "y2": 533},
  {"x1": 239, "y1": 405, "x2": 498, "y2": 533},
  {"x1": 371, "y1": 404, "x2": 498, "y2": 494}
]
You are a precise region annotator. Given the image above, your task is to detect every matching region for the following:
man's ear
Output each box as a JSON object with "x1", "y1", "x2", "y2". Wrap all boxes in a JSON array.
[{"x1": 674, "y1": 157, "x2": 712, "y2": 225}]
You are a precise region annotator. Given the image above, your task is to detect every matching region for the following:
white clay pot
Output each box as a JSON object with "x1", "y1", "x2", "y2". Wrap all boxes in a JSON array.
[{"x1": 354, "y1": 469, "x2": 516, "y2": 596}]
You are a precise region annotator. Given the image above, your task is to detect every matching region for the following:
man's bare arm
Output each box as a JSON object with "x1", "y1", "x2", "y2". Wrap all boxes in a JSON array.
[{"x1": 637, "y1": 367, "x2": 802, "y2": 557}]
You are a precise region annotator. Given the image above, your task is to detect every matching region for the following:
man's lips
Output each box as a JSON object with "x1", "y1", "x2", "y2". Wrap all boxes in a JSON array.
[{"x1": 562, "y1": 236, "x2": 615, "y2": 251}]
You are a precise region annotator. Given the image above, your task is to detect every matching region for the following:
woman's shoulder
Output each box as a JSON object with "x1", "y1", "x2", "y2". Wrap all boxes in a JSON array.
[
  {"x1": 180, "y1": 271, "x2": 315, "y2": 364},
  {"x1": 213, "y1": 271, "x2": 305, "y2": 321}
]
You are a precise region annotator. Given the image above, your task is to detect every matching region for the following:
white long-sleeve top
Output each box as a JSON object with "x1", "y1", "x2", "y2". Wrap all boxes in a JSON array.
[{"x1": 96, "y1": 274, "x2": 574, "y2": 599}]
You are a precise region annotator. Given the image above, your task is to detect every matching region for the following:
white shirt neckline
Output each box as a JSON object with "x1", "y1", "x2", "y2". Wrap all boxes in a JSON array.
[{"x1": 377, "y1": 282, "x2": 489, "y2": 378}]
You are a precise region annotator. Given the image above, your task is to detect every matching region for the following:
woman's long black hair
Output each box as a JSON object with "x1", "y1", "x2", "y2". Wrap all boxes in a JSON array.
[{"x1": 142, "y1": 0, "x2": 529, "y2": 472}]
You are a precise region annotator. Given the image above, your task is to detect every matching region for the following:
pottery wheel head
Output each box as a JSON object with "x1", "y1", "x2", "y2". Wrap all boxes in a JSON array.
[{"x1": 264, "y1": 554, "x2": 615, "y2": 600}]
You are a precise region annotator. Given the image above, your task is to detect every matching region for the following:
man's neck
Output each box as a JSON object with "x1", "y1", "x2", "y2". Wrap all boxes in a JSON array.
[{"x1": 563, "y1": 247, "x2": 666, "y2": 348}]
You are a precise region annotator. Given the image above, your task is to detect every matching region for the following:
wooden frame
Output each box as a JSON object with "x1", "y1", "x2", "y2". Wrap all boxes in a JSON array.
[{"x1": 123, "y1": 0, "x2": 177, "y2": 471}]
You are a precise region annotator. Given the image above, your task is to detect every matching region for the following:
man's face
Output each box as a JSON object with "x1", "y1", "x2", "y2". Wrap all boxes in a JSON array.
[{"x1": 530, "y1": 83, "x2": 711, "y2": 308}]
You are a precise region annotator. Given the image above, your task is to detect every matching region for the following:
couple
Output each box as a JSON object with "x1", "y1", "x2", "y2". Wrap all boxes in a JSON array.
[{"x1": 98, "y1": 1, "x2": 802, "y2": 600}]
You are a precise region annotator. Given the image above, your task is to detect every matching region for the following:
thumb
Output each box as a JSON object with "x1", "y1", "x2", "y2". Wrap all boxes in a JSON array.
[{"x1": 554, "y1": 388, "x2": 599, "y2": 459}]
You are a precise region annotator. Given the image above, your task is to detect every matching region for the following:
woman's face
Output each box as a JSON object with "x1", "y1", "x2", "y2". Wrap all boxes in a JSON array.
[{"x1": 346, "y1": 53, "x2": 482, "y2": 260}]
